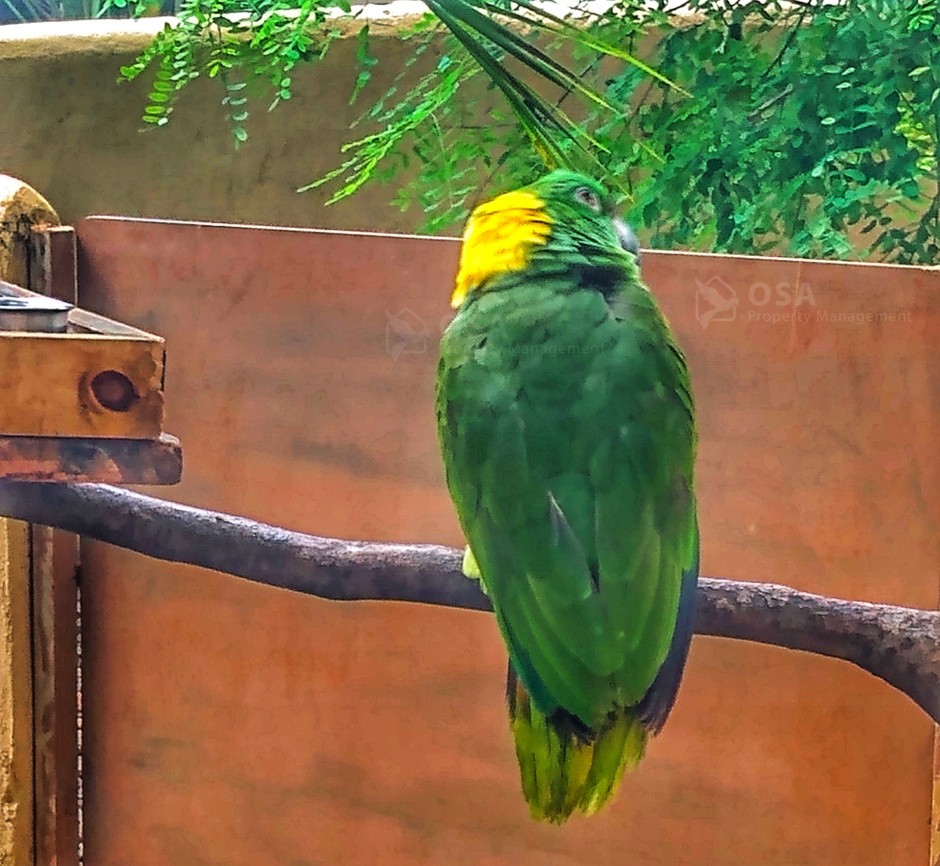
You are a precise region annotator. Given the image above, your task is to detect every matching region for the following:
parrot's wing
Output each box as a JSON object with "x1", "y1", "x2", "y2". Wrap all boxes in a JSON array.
[
  {"x1": 637, "y1": 532, "x2": 699, "y2": 732},
  {"x1": 437, "y1": 285, "x2": 697, "y2": 729}
]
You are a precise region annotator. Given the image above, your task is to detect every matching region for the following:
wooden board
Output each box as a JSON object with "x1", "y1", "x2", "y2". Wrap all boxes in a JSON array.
[
  {"x1": 76, "y1": 217, "x2": 938, "y2": 866},
  {"x1": 934, "y1": 729, "x2": 940, "y2": 866},
  {"x1": 27, "y1": 224, "x2": 81, "y2": 866},
  {"x1": 0, "y1": 176, "x2": 59, "y2": 866},
  {"x1": 0, "y1": 519, "x2": 33, "y2": 866},
  {"x1": 0, "y1": 282, "x2": 166, "y2": 439},
  {"x1": 31, "y1": 527, "x2": 79, "y2": 866},
  {"x1": 0, "y1": 433, "x2": 181, "y2": 484}
]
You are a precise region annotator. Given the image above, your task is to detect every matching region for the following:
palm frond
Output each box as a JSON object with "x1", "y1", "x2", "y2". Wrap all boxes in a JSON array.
[
  {"x1": 482, "y1": 0, "x2": 689, "y2": 95},
  {"x1": 424, "y1": 0, "x2": 686, "y2": 174}
]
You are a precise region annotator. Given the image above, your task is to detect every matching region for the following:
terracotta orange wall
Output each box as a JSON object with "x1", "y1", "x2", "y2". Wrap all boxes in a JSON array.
[{"x1": 75, "y1": 217, "x2": 938, "y2": 866}]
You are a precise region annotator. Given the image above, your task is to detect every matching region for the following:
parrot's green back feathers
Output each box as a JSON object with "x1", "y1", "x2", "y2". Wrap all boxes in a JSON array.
[{"x1": 437, "y1": 171, "x2": 698, "y2": 822}]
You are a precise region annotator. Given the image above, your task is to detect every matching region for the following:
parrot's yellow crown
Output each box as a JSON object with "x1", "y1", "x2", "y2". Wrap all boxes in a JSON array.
[{"x1": 451, "y1": 190, "x2": 553, "y2": 308}]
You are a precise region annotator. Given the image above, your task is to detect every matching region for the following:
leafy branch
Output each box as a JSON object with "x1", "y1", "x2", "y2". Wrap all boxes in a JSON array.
[
  {"x1": 378, "y1": 0, "x2": 940, "y2": 262},
  {"x1": 114, "y1": 0, "x2": 675, "y2": 194},
  {"x1": 114, "y1": 0, "x2": 938, "y2": 263},
  {"x1": 117, "y1": 0, "x2": 345, "y2": 143}
]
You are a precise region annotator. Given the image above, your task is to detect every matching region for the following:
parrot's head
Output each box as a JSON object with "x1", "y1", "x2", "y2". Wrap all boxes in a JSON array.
[{"x1": 451, "y1": 170, "x2": 639, "y2": 308}]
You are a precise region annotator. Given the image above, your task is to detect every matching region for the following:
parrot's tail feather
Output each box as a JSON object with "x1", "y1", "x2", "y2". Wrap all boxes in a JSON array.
[{"x1": 507, "y1": 665, "x2": 646, "y2": 823}]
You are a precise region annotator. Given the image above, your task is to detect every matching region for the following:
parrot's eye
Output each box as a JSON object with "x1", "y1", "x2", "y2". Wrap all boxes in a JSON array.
[{"x1": 574, "y1": 187, "x2": 603, "y2": 213}]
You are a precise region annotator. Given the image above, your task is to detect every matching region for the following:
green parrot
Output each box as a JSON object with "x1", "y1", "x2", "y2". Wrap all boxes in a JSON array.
[{"x1": 435, "y1": 170, "x2": 698, "y2": 823}]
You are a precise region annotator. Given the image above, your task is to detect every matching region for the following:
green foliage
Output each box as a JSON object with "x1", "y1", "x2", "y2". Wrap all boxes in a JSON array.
[
  {"x1": 300, "y1": 31, "x2": 479, "y2": 204},
  {"x1": 0, "y1": 0, "x2": 141, "y2": 22},
  {"x1": 114, "y1": 0, "x2": 666, "y2": 183},
  {"x1": 387, "y1": 0, "x2": 938, "y2": 262},
  {"x1": 1, "y1": 0, "x2": 189, "y2": 22},
  {"x1": 34, "y1": 0, "x2": 936, "y2": 263},
  {"x1": 636, "y1": 0, "x2": 939, "y2": 262},
  {"x1": 116, "y1": 0, "x2": 346, "y2": 142}
]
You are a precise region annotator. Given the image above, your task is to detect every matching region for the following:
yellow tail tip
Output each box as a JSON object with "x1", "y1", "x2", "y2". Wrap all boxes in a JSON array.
[{"x1": 508, "y1": 671, "x2": 647, "y2": 823}]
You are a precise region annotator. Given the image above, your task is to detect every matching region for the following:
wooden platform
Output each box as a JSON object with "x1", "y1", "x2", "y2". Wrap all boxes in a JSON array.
[
  {"x1": 0, "y1": 433, "x2": 181, "y2": 484},
  {"x1": 0, "y1": 281, "x2": 166, "y2": 439}
]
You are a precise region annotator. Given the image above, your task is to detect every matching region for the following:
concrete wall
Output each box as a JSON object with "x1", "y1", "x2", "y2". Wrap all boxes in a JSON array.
[{"x1": 0, "y1": 18, "x2": 430, "y2": 231}]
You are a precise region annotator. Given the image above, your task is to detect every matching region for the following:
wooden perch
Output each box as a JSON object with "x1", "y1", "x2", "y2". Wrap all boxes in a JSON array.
[{"x1": 0, "y1": 481, "x2": 935, "y2": 722}]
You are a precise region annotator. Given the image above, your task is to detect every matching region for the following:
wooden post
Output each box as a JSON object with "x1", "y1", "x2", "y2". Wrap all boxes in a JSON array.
[
  {"x1": 0, "y1": 176, "x2": 79, "y2": 866},
  {"x1": 29, "y1": 529, "x2": 78, "y2": 866},
  {"x1": 0, "y1": 177, "x2": 57, "y2": 291},
  {"x1": 0, "y1": 174, "x2": 57, "y2": 866},
  {"x1": 28, "y1": 227, "x2": 79, "y2": 866},
  {"x1": 0, "y1": 519, "x2": 33, "y2": 866},
  {"x1": 933, "y1": 728, "x2": 939, "y2": 866}
]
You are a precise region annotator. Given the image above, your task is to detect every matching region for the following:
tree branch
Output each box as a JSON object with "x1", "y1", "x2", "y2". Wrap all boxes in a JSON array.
[{"x1": 0, "y1": 482, "x2": 935, "y2": 722}]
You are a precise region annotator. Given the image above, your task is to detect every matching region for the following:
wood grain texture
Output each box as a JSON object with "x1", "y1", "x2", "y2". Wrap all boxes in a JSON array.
[
  {"x1": 29, "y1": 224, "x2": 81, "y2": 866},
  {"x1": 31, "y1": 528, "x2": 79, "y2": 866},
  {"x1": 0, "y1": 519, "x2": 33, "y2": 866},
  {"x1": 29, "y1": 226, "x2": 78, "y2": 305},
  {"x1": 0, "y1": 328, "x2": 165, "y2": 439},
  {"x1": 0, "y1": 175, "x2": 57, "y2": 866},
  {"x1": 76, "y1": 217, "x2": 938, "y2": 866},
  {"x1": 933, "y1": 729, "x2": 940, "y2": 866},
  {"x1": 0, "y1": 433, "x2": 181, "y2": 484},
  {"x1": 0, "y1": 174, "x2": 59, "y2": 290}
]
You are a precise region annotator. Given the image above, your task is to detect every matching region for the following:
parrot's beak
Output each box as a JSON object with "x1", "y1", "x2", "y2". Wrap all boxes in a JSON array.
[{"x1": 613, "y1": 218, "x2": 640, "y2": 261}]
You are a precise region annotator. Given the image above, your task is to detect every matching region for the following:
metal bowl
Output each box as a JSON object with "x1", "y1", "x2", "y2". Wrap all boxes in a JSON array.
[{"x1": 0, "y1": 289, "x2": 73, "y2": 333}]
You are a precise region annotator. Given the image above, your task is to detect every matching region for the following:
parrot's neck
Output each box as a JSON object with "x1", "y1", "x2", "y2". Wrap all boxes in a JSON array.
[{"x1": 451, "y1": 190, "x2": 553, "y2": 308}]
